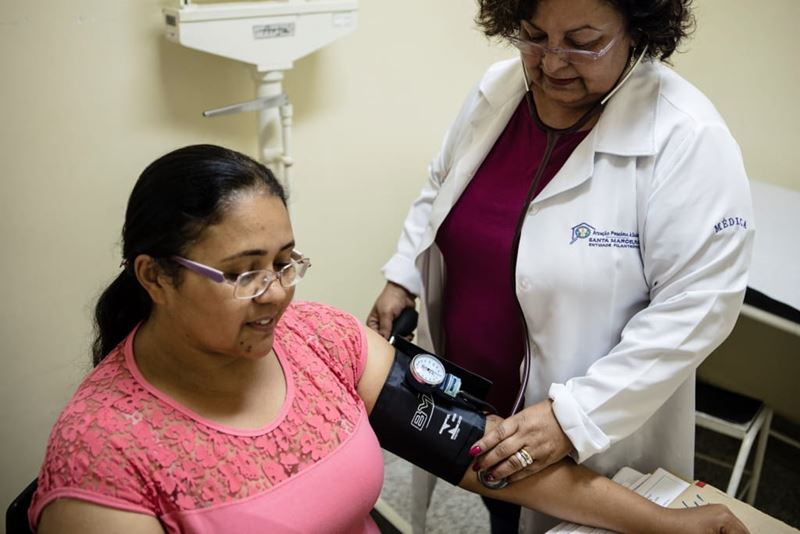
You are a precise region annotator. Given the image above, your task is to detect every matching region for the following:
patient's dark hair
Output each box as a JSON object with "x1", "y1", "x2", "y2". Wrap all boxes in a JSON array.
[
  {"x1": 92, "y1": 144, "x2": 286, "y2": 365},
  {"x1": 476, "y1": 0, "x2": 695, "y2": 61}
]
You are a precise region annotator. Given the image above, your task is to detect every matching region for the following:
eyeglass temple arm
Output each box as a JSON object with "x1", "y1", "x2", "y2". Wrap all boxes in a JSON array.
[{"x1": 171, "y1": 257, "x2": 226, "y2": 283}]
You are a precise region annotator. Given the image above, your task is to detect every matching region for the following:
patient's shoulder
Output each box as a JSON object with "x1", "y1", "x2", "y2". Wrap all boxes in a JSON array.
[
  {"x1": 30, "y1": 348, "x2": 160, "y2": 528},
  {"x1": 279, "y1": 301, "x2": 369, "y2": 386}
]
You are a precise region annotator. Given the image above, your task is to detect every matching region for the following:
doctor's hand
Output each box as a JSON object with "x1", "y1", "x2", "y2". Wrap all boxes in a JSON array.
[
  {"x1": 366, "y1": 282, "x2": 417, "y2": 339},
  {"x1": 470, "y1": 400, "x2": 572, "y2": 483}
]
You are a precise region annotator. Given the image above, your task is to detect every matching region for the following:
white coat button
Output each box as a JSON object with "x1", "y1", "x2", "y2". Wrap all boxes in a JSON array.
[
  {"x1": 519, "y1": 278, "x2": 531, "y2": 291},
  {"x1": 529, "y1": 205, "x2": 539, "y2": 215}
]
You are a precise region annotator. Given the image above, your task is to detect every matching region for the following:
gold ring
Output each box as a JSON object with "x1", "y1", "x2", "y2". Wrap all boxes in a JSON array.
[{"x1": 515, "y1": 448, "x2": 534, "y2": 468}]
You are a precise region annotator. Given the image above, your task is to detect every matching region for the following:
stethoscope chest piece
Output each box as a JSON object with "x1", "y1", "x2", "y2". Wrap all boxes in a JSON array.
[{"x1": 477, "y1": 470, "x2": 509, "y2": 490}]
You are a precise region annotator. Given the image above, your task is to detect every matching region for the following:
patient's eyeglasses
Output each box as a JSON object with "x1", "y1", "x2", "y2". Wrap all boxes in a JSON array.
[
  {"x1": 171, "y1": 250, "x2": 311, "y2": 300},
  {"x1": 509, "y1": 21, "x2": 622, "y2": 65}
]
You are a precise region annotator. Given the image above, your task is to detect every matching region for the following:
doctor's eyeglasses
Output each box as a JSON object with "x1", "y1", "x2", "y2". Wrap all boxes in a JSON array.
[
  {"x1": 171, "y1": 250, "x2": 311, "y2": 300},
  {"x1": 509, "y1": 21, "x2": 622, "y2": 65}
]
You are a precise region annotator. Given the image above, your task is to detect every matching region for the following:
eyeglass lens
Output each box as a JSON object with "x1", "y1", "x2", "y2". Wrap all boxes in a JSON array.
[
  {"x1": 513, "y1": 41, "x2": 601, "y2": 64},
  {"x1": 233, "y1": 261, "x2": 306, "y2": 299},
  {"x1": 513, "y1": 21, "x2": 617, "y2": 65}
]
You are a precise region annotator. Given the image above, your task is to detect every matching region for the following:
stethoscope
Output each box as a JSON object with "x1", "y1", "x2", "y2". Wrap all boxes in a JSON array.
[
  {"x1": 472, "y1": 45, "x2": 650, "y2": 490},
  {"x1": 508, "y1": 43, "x2": 650, "y2": 416}
]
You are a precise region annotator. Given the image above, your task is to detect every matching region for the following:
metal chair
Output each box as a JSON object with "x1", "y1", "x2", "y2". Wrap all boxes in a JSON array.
[
  {"x1": 5, "y1": 478, "x2": 37, "y2": 534},
  {"x1": 695, "y1": 380, "x2": 772, "y2": 505}
]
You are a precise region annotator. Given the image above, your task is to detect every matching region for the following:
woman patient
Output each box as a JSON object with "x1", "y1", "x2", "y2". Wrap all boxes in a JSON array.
[{"x1": 29, "y1": 145, "x2": 747, "y2": 533}]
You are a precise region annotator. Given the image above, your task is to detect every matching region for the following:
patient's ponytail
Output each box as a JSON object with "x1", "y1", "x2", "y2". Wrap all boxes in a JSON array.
[
  {"x1": 92, "y1": 271, "x2": 151, "y2": 366},
  {"x1": 91, "y1": 144, "x2": 286, "y2": 365}
]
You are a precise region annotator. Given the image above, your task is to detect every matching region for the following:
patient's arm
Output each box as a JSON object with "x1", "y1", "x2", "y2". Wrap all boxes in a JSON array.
[
  {"x1": 458, "y1": 441, "x2": 746, "y2": 533},
  {"x1": 38, "y1": 499, "x2": 164, "y2": 534},
  {"x1": 358, "y1": 327, "x2": 748, "y2": 534}
]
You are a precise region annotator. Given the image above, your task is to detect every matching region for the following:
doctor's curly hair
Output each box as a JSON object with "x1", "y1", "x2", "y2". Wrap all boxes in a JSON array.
[{"x1": 476, "y1": 0, "x2": 695, "y2": 61}]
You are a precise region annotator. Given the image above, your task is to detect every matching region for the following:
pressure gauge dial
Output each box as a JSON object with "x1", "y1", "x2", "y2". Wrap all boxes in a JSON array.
[{"x1": 409, "y1": 354, "x2": 447, "y2": 387}]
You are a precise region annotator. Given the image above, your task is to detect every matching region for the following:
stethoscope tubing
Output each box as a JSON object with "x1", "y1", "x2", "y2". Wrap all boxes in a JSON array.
[{"x1": 508, "y1": 46, "x2": 648, "y2": 415}]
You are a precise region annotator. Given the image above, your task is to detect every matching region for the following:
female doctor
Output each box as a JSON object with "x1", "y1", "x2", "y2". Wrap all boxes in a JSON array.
[{"x1": 367, "y1": 0, "x2": 754, "y2": 531}]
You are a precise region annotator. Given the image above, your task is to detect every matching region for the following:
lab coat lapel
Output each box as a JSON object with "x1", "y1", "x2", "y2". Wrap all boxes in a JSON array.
[
  {"x1": 427, "y1": 98, "x2": 521, "y2": 231},
  {"x1": 534, "y1": 130, "x2": 597, "y2": 203},
  {"x1": 425, "y1": 59, "x2": 526, "y2": 243},
  {"x1": 534, "y1": 61, "x2": 660, "y2": 203}
]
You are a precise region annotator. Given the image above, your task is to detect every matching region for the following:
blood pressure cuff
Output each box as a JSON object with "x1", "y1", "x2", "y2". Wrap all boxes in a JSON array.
[{"x1": 368, "y1": 348, "x2": 486, "y2": 486}]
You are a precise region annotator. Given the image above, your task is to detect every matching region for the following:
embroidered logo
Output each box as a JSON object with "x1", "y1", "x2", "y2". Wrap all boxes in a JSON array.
[
  {"x1": 570, "y1": 223, "x2": 595, "y2": 244},
  {"x1": 713, "y1": 216, "x2": 747, "y2": 234},
  {"x1": 570, "y1": 222, "x2": 640, "y2": 249}
]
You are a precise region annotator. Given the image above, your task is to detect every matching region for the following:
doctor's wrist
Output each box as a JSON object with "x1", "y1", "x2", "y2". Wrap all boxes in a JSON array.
[{"x1": 386, "y1": 281, "x2": 417, "y2": 300}]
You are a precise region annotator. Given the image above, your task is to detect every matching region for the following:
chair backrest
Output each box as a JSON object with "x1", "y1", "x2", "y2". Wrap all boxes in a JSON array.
[{"x1": 6, "y1": 479, "x2": 37, "y2": 534}]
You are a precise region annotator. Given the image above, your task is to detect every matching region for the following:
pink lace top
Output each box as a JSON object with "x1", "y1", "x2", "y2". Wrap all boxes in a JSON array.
[{"x1": 29, "y1": 301, "x2": 384, "y2": 533}]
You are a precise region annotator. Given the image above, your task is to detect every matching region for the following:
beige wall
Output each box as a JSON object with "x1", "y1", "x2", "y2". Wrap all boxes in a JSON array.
[{"x1": 1, "y1": 0, "x2": 797, "y2": 519}]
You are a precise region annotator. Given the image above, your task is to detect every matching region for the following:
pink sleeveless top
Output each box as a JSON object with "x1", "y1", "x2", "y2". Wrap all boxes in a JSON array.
[{"x1": 29, "y1": 301, "x2": 383, "y2": 533}]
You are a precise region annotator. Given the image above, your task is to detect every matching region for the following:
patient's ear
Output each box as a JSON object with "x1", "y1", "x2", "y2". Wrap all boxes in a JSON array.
[{"x1": 134, "y1": 255, "x2": 171, "y2": 305}]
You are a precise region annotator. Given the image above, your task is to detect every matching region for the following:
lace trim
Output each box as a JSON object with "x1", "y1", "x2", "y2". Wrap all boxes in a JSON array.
[{"x1": 32, "y1": 302, "x2": 368, "y2": 518}]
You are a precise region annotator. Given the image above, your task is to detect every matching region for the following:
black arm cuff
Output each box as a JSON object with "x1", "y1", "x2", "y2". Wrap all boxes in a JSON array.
[{"x1": 368, "y1": 348, "x2": 486, "y2": 486}]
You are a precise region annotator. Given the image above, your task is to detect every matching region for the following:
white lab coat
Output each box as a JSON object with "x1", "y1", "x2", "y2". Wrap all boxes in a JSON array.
[{"x1": 382, "y1": 58, "x2": 754, "y2": 533}]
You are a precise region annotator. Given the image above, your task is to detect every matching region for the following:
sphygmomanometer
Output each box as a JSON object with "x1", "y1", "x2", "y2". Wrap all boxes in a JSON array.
[{"x1": 368, "y1": 309, "x2": 498, "y2": 486}]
